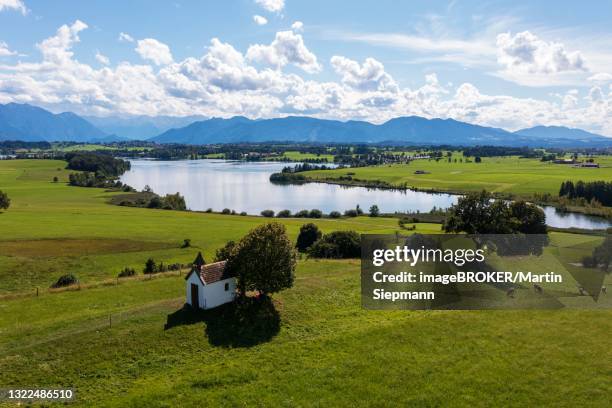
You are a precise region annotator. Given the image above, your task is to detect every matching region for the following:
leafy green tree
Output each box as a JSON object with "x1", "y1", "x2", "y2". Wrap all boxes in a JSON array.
[
  {"x1": 369, "y1": 204, "x2": 380, "y2": 217},
  {"x1": 227, "y1": 223, "x2": 296, "y2": 296},
  {"x1": 215, "y1": 240, "x2": 237, "y2": 262},
  {"x1": 0, "y1": 190, "x2": 10, "y2": 211},
  {"x1": 329, "y1": 211, "x2": 341, "y2": 218},
  {"x1": 296, "y1": 223, "x2": 322, "y2": 252},
  {"x1": 444, "y1": 191, "x2": 546, "y2": 234},
  {"x1": 308, "y1": 230, "x2": 361, "y2": 259},
  {"x1": 260, "y1": 209, "x2": 275, "y2": 217}
]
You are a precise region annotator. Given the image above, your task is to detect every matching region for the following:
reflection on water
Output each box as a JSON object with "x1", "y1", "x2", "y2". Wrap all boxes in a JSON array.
[
  {"x1": 120, "y1": 159, "x2": 457, "y2": 214},
  {"x1": 542, "y1": 206, "x2": 611, "y2": 230},
  {"x1": 120, "y1": 159, "x2": 612, "y2": 230}
]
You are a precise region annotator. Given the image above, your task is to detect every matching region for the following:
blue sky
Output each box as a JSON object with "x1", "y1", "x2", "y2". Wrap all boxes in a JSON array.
[{"x1": 1, "y1": 0, "x2": 612, "y2": 135}]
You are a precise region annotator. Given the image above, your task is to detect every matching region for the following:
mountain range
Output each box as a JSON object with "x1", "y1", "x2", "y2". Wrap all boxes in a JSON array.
[
  {"x1": 152, "y1": 115, "x2": 612, "y2": 147},
  {"x1": 1, "y1": 102, "x2": 611, "y2": 147}
]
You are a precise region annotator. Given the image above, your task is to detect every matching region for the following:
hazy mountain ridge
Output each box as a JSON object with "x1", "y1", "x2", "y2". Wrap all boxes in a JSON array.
[
  {"x1": 152, "y1": 115, "x2": 612, "y2": 147},
  {"x1": 1, "y1": 103, "x2": 611, "y2": 147},
  {"x1": 0, "y1": 103, "x2": 108, "y2": 142}
]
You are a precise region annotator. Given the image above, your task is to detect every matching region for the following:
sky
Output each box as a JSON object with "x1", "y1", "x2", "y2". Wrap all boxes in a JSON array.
[{"x1": 1, "y1": 0, "x2": 612, "y2": 135}]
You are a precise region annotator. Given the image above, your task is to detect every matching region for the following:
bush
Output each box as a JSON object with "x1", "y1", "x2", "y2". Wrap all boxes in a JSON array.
[
  {"x1": 118, "y1": 267, "x2": 136, "y2": 278},
  {"x1": 309, "y1": 209, "x2": 323, "y2": 218},
  {"x1": 53, "y1": 176, "x2": 59, "y2": 183},
  {"x1": 181, "y1": 239, "x2": 191, "y2": 248},
  {"x1": 308, "y1": 230, "x2": 361, "y2": 259},
  {"x1": 143, "y1": 258, "x2": 157, "y2": 274},
  {"x1": 51, "y1": 274, "x2": 79, "y2": 288},
  {"x1": 221, "y1": 208, "x2": 231, "y2": 214},
  {"x1": 240, "y1": 211, "x2": 247, "y2": 216},
  {"x1": 582, "y1": 255, "x2": 597, "y2": 268},
  {"x1": 296, "y1": 223, "x2": 322, "y2": 252},
  {"x1": 276, "y1": 209, "x2": 292, "y2": 218},
  {"x1": 344, "y1": 209, "x2": 358, "y2": 217},
  {"x1": 294, "y1": 209, "x2": 310, "y2": 218},
  {"x1": 329, "y1": 211, "x2": 341, "y2": 218},
  {"x1": 205, "y1": 208, "x2": 213, "y2": 213},
  {"x1": 261, "y1": 209, "x2": 275, "y2": 218},
  {"x1": 369, "y1": 205, "x2": 380, "y2": 217},
  {"x1": 0, "y1": 190, "x2": 10, "y2": 211}
]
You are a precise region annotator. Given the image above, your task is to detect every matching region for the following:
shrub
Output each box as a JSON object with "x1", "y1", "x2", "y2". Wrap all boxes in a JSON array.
[
  {"x1": 582, "y1": 255, "x2": 597, "y2": 268},
  {"x1": 240, "y1": 211, "x2": 247, "y2": 216},
  {"x1": 0, "y1": 190, "x2": 10, "y2": 211},
  {"x1": 261, "y1": 209, "x2": 275, "y2": 218},
  {"x1": 344, "y1": 209, "x2": 358, "y2": 217},
  {"x1": 53, "y1": 176, "x2": 59, "y2": 183},
  {"x1": 221, "y1": 208, "x2": 231, "y2": 214},
  {"x1": 296, "y1": 223, "x2": 322, "y2": 252},
  {"x1": 329, "y1": 211, "x2": 341, "y2": 218},
  {"x1": 308, "y1": 231, "x2": 361, "y2": 259},
  {"x1": 369, "y1": 205, "x2": 380, "y2": 217},
  {"x1": 143, "y1": 258, "x2": 157, "y2": 274},
  {"x1": 205, "y1": 208, "x2": 213, "y2": 213},
  {"x1": 118, "y1": 267, "x2": 136, "y2": 278},
  {"x1": 294, "y1": 209, "x2": 310, "y2": 218},
  {"x1": 309, "y1": 209, "x2": 323, "y2": 218},
  {"x1": 276, "y1": 209, "x2": 292, "y2": 218},
  {"x1": 51, "y1": 274, "x2": 78, "y2": 288},
  {"x1": 181, "y1": 239, "x2": 191, "y2": 248}
]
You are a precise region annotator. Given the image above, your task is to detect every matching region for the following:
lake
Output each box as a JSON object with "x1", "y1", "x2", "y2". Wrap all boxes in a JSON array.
[{"x1": 120, "y1": 159, "x2": 612, "y2": 230}]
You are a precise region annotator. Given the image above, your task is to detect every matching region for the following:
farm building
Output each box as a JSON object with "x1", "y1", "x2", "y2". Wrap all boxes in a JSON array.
[{"x1": 185, "y1": 252, "x2": 237, "y2": 310}]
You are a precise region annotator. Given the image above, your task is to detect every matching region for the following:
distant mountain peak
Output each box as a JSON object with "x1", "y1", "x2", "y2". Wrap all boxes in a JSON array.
[{"x1": 0, "y1": 102, "x2": 107, "y2": 142}]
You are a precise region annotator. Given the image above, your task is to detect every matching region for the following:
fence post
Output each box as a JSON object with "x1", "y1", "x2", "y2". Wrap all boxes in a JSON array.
[{"x1": 36, "y1": 287, "x2": 39, "y2": 297}]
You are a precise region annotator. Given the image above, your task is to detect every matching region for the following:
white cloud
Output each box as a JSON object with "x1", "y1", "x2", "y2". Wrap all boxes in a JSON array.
[
  {"x1": 135, "y1": 38, "x2": 173, "y2": 66},
  {"x1": 247, "y1": 30, "x2": 321, "y2": 73},
  {"x1": 291, "y1": 21, "x2": 303, "y2": 31},
  {"x1": 118, "y1": 32, "x2": 134, "y2": 43},
  {"x1": 2, "y1": 20, "x2": 612, "y2": 136},
  {"x1": 255, "y1": 0, "x2": 284, "y2": 13},
  {"x1": 95, "y1": 51, "x2": 109, "y2": 65},
  {"x1": 330, "y1": 56, "x2": 397, "y2": 92},
  {"x1": 0, "y1": 0, "x2": 27, "y2": 15},
  {"x1": 0, "y1": 41, "x2": 16, "y2": 57},
  {"x1": 588, "y1": 73, "x2": 612, "y2": 83},
  {"x1": 496, "y1": 31, "x2": 586, "y2": 74},
  {"x1": 253, "y1": 15, "x2": 268, "y2": 25},
  {"x1": 36, "y1": 20, "x2": 88, "y2": 64}
]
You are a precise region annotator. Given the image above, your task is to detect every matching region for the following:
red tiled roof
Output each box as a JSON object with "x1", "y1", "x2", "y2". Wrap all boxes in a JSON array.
[{"x1": 199, "y1": 260, "x2": 234, "y2": 284}]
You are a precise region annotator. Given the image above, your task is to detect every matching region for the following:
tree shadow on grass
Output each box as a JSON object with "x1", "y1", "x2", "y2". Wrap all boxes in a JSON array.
[{"x1": 164, "y1": 295, "x2": 280, "y2": 348}]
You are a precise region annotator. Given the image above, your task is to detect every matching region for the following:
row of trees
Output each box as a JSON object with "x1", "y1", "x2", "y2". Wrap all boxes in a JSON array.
[
  {"x1": 444, "y1": 191, "x2": 547, "y2": 234},
  {"x1": 65, "y1": 152, "x2": 130, "y2": 178},
  {"x1": 559, "y1": 180, "x2": 612, "y2": 207}
]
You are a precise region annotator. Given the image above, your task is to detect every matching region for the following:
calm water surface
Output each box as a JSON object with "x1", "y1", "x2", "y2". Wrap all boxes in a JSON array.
[{"x1": 120, "y1": 159, "x2": 611, "y2": 230}]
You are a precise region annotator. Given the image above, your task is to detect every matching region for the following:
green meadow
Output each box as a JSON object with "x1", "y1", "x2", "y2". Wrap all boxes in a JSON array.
[
  {"x1": 0, "y1": 159, "x2": 611, "y2": 406},
  {"x1": 304, "y1": 155, "x2": 612, "y2": 197}
]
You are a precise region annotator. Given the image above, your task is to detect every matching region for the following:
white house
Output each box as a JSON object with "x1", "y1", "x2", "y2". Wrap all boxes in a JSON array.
[{"x1": 185, "y1": 252, "x2": 237, "y2": 310}]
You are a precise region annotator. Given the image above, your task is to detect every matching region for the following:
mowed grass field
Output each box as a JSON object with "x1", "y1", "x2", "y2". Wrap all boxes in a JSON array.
[
  {"x1": 305, "y1": 155, "x2": 612, "y2": 197},
  {"x1": 0, "y1": 159, "x2": 611, "y2": 406}
]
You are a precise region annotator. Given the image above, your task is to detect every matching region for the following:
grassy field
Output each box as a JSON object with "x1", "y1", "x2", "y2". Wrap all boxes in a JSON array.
[
  {"x1": 0, "y1": 160, "x2": 441, "y2": 292},
  {"x1": 1, "y1": 259, "x2": 610, "y2": 406},
  {"x1": 0, "y1": 159, "x2": 611, "y2": 406},
  {"x1": 304, "y1": 156, "x2": 612, "y2": 197}
]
